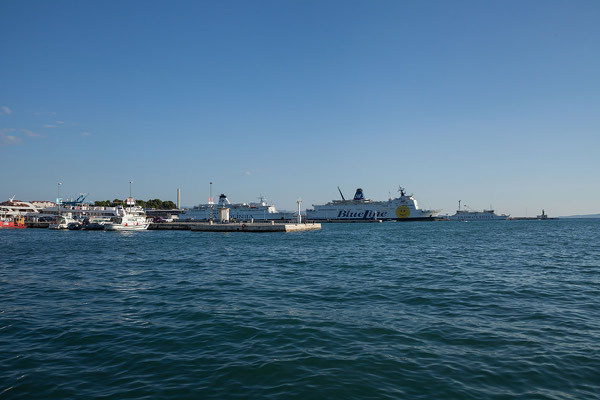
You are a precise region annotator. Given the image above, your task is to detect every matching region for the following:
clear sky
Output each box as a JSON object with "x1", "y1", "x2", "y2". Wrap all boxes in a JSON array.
[{"x1": 1, "y1": 0, "x2": 599, "y2": 216}]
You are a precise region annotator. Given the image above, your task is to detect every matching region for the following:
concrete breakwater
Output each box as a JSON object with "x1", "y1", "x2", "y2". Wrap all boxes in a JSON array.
[
  {"x1": 149, "y1": 221, "x2": 323, "y2": 231},
  {"x1": 148, "y1": 222, "x2": 195, "y2": 230},
  {"x1": 24, "y1": 221, "x2": 321, "y2": 232},
  {"x1": 189, "y1": 222, "x2": 321, "y2": 232}
]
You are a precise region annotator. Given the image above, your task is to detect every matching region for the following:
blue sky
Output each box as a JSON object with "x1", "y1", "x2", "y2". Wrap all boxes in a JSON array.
[{"x1": 1, "y1": 1, "x2": 599, "y2": 215}]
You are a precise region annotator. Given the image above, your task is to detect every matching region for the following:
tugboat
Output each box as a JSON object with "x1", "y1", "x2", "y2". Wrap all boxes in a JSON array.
[
  {"x1": 0, "y1": 215, "x2": 26, "y2": 229},
  {"x1": 306, "y1": 186, "x2": 440, "y2": 221}
]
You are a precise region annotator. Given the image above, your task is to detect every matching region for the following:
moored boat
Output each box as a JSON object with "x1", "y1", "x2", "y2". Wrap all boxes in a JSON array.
[
  {"x1": 0, "y1": 215, "x2": 26, "y2": 229},
  {"x1": 82, "y1": 216, "x2": 112, "y2": 230},
  {"x1": 104, "y1": 201, "x2": 150, "y2": 231},
  {"x1": 49, "y1": 213, "x2": 78, "y2": 230}
]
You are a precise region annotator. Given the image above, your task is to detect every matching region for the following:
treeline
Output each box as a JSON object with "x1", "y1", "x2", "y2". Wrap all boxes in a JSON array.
[{"x1": 93, "y1": 199, "x2": 177, "y2": 209}]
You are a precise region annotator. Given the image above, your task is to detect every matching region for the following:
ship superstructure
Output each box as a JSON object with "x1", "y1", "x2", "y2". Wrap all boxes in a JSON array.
[
  {"x1": 0, "y1": 194, "x2": 123, "y2": 220},
  {"x1": 40, "y1": 204, "x2": 122, "y2": 218},
  {"x1": 180, "y1": 194, "x2": 294, "y2": 221},
  {"x1": 306, "y1": 187, "x2": 440, "y2": 221}
]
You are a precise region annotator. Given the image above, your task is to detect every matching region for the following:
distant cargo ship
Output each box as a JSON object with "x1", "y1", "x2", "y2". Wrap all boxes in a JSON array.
[
  {"x1": 509, "y1": 209, "x2": 556, "y2": 220},
  {"x1": 447, "y1": 201, "x2": 509, "y2": 221},
  {"x1": 306, "y1": 187, "x2": 440, "y2": 221},
  {"x1": 180, "y1": 194, "x2": 295, "y2": 221}
]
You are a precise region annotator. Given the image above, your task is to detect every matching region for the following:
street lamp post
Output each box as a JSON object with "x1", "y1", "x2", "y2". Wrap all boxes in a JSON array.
[
  {"x1": 57, "y1": 182, "x2": 62, "y2": 217},
  {"x1": 209, "y1": 181, "x2": 213, "y2": 221}
]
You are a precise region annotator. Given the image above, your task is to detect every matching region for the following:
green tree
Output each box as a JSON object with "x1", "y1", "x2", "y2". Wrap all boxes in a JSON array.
[
  {"x1": 93, "y1": 198, "x2": 175, "y2": 209},
  {"x1": 162, "y1": 201, "x2": 176, "y2": 209}
]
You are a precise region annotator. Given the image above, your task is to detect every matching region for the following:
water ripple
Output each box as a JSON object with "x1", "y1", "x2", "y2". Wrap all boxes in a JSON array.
[{"x1": 1, "y1": 220, "x2": 599, "y2": 399}]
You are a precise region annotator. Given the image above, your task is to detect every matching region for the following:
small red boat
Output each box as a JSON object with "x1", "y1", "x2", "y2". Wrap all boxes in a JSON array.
[{"x1": 0, "y1": 215, "x2": 26, "y2": 229}]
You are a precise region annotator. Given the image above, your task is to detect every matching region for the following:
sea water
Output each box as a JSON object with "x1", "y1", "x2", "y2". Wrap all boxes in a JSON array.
[{"x1": 1, "y1": 220, "x2": 599, "y2": 399}]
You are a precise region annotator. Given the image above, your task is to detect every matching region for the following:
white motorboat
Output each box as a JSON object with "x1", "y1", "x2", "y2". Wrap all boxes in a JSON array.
[
  {"x1": 82, "y1": 216, "x2": 112, "y2": 230},
  {"x1": 104, "y1": 204, "x2": 150, "y2": 231},
  {"x1": 49, "y1": 213, "x2": 78, "y2": 230}
]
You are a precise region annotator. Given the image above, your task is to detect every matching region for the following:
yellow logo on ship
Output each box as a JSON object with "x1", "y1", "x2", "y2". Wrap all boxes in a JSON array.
[{"x1": 395, "y1": 205, "x2": 410, "y2": 218}]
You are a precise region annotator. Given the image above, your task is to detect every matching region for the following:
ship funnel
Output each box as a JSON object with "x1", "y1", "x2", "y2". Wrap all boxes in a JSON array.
[
  {"x1": 353, "y1": 188, "x2": 365, "y2": 201},
  {"x1": 218, "y1": 194, "x2": 230, "y2": 206}
]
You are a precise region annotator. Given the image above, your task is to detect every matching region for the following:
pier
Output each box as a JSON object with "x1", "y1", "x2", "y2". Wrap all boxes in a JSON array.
[
  {"x1": 148, "y1": 222, "x2": 196, "y2": 230},
  {"x1": 23, "y1": 220, "x2": 321, "y2": 232}
]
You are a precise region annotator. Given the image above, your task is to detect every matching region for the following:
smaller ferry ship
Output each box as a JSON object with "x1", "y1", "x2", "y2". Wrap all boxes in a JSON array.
[
  {"x1": 447, "y1": 201, "x2": 509, "y2": 221},
  {"x1": 180, "y1": 194, "x2": 294, "y2": 221},
  {"x1": 104, "y1": 199, "x2": 150, "y2": 231}
]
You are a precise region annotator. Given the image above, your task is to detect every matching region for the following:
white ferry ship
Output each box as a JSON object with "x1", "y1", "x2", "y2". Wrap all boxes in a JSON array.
[
  {"x1": 0, "y1": 193, "x2": 121, "y2": 221},
  {"x1": 306, "y1": 187, "x2": 440, "y2": 221},
  {"x1": 180, "y1": 194, "x2": 294, "y2": 221},
  {"x1": 0, "y1": 196, "x2": 55, "y2": 217},
  {"x1": 447, "y1": 201, "x2": 509, "y2": 221}
]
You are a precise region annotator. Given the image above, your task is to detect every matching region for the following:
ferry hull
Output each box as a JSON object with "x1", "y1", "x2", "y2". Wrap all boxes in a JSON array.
[
  {"x1": 105, "y1": 223, "x2": 149, "y2": 231},
  {"x1": 306, "y1": 216, "x2": 440, "y2": 222}
]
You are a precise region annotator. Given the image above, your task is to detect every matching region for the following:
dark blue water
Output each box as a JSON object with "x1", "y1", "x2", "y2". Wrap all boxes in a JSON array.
[{"x1": 1, "y1": 220, "x2": 599, "y2": 399}]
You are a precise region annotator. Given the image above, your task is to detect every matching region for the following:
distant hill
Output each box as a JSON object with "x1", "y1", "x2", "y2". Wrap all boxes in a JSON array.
[{"x1": 558, "y1": 213, "x2": 600, "y2": 219}]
